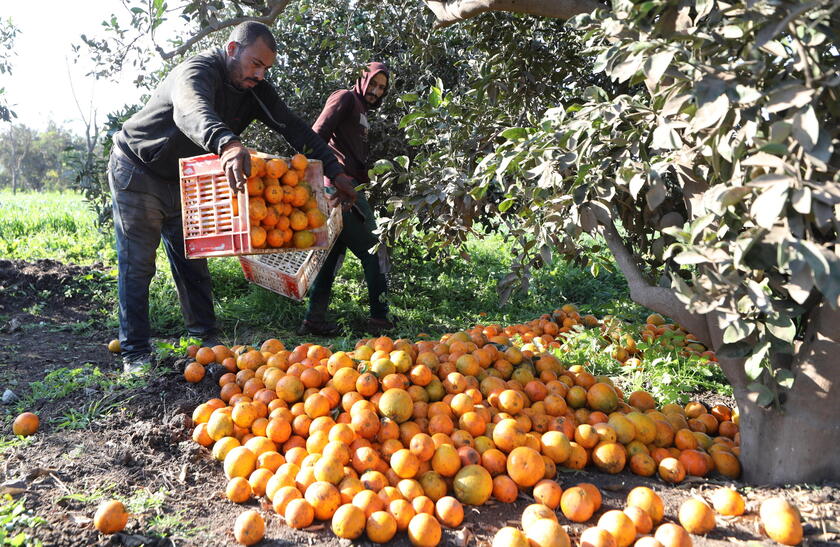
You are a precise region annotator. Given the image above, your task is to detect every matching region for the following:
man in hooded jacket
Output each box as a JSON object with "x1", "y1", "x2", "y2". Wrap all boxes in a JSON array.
[{"x1": 298, "y1": 63, "x2": 393, "y2": 336}]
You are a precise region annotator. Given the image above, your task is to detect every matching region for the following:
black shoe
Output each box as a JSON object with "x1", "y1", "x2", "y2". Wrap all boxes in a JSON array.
[
  {"x1": 297, "y1": 319, "x2": 341, "y2": 337},
  {"x1": 367, "y1": 317, "x2": 396, "y2": 335},
  {"x1": 190, "y1": 330, "x2": 222, "y2": 348}
]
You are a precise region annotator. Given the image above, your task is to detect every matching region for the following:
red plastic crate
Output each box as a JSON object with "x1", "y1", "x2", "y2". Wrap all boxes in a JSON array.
[{"x1": 179, "y1": 152, "x2": 341, "y2": 258}]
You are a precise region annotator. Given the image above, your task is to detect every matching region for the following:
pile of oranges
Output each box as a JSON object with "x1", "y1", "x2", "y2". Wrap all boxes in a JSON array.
[
  {"x1": 600, "y1": 313, "x2": 719, "y2": 367},
  {"x1": 236, "y1": 153, "x2": 327, "y2": 250},
  {"x1": 173, "y1": 306, "x2": 751, "y2": 545}
]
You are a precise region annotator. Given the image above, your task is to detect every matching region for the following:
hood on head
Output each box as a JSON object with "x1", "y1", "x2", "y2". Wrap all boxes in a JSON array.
[{"x1": 353, "y1": 62, "x2": 390, "y2": 110}]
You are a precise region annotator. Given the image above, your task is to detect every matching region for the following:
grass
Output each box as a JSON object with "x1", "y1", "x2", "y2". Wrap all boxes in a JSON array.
[
  {"x1": 0, "y1": 191, "x2": 115, "y2": 265},
  {"x1": 0, "y1": 495, "x2": 45, "y2": 546}
]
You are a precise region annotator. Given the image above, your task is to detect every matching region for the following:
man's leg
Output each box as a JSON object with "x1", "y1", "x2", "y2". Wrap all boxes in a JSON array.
[
  {"x1": 160, "y1": 184, "x2": 218, "y2": 343},
  {"x1": 301, "y1": 239, "x2": 348, "y2": 334},
  {"x1": 343, "y1": 198, "x2": 389, "y2": 321},
  {"x1": 108, "y1": 154, "x2": 165, "y2": 362}
]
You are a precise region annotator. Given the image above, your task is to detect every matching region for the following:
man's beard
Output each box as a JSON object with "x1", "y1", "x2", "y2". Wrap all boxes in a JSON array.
[{"x1": 230, "y1": 55, "x2": 259, "y2": 90}]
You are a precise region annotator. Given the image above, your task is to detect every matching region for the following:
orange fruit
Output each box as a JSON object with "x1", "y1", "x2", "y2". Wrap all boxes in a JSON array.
[
  {"x1": 597, "y1": 510, "x2": 636, "y2": 547},
  {"x1": 224, "y1": 446, "x2": 257, "y2": 479},
  {"x1": 93, "y1": 500, "x2": 129, "y2": 534},
  {"x1": 522, "y1": 503, "x2": 557, "y2": 529},
  {"x1": 285, "y1": 498, "x2": 315, "y2": 529},
  {"x1": 626, "y1": 486, "x2": 664, "y2": 524},
  {"x1": 525, "y1": 518, "x2": 571, "y2": 547},
  {"x1": 623, "y1": 505, "x2": 653, "y2": 535},
  {"x1": 249, "y1": 200, "x2": 267, "y2": 222},
  {"x1": 291, "y1": 153, "x2": 309, "y2": 171},
  {"x1": 434, "y1": 496, "x2": 463, "y2": 527},
  {"x1": 658, "y1": 457, "x2": 686, "y2": 483},
  {"x1": 493, "y1": 527, "x2": 530, "y2": 547},
  {"x1": 184, "y1": 362, "x2": 205, "y2": 383},
  {"x1": 560, "y1": 486, "x2": 595, "y2": 522},
  {"x1": 591, "y1": 442, "x2": 626, "y2": 474},
  {"x1": 654, "y1": 523, "x2": 692, "y2": 547},
  {"x1": 266, "y1": 228, "x2": 284, "y2": 247},
  {"x1": 760, "y1": 497, "x2": 802, "y2": 545},
  {"x1": 331, "y1": 503, "x2": 366, "y2": 539},
  {"x1": 407, "y1": 513, "x2": 441, "y2": 547},
  {"x1": 281, "y1": 170, "x2": 299, "y2": 186},
  {"x1": 12, "y1": 412, "x2": 39, "y2": 436},
  {"x1": 307, "y1": 208, "x2": 326, "y2": 228},
  {"x1": 366, "y1": 510, "x2": 398, "y2": 543},
  {"x1": 452, "y1": 464, "x2": 492, "y2": 505},
  {"x1": 506, "y1": 446, "x2": 544, "y2": 487},
  {"x1": 247, "y1": 177, "x2": 265, "y2": 196},
  {"x1": 293, "y1": 230, "x2": 315, "y2": 249},
  {"x1": 710, "y1": 487, "x2": 744, "y2": 516},
  {"x1": 265, "y1": 158, "x2": 288, "y2": 178},
  {"x1": 579, "y1": 526, "x2": 617, "y2": 547},
  {"x1": 271, "y1": 485, "x2": 302, "y2": 514},
  {"x1": 226, "y1": 476, "x2": 252, "y2": 503},
  {"x1": 305, "y1": 481, "x2": 342, "y2": 520},
  {"x1": 532, "y1": 479, "x2": 562, "y2": 509},
  {"x1": 678, "y1": 497, "x2": 715, "y2": 534},
  {"x1": 388, "y1": 499, "x2": 416, "y2": 531}
]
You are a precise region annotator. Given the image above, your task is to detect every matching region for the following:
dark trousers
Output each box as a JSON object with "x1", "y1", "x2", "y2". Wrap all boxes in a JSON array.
[
  {"x1": 108, "y1": 149, "x2": 217, "y2": 358},
  {"x1": 305, "y1": 196, "x2": 388, "y2": 321}
]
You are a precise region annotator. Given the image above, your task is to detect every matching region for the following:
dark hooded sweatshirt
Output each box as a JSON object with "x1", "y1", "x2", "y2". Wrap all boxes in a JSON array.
[
  {"x1": 113, "y1": 47, "x2": 343, "y2": 183},
  {"x1": 311, "y1": 62, "x2": 389, "y2": 184}
]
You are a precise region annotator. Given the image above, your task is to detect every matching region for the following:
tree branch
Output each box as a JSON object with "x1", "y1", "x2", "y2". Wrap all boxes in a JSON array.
[
  {"x1": 422, "y1": 0, "x2": 603, "y2": 28},
  {"x1": 589, "y1": 204, "x2": 713, "y2": 345},
  {"x1": 155, "y1": 0, "x2": 292, "y2": 60}
]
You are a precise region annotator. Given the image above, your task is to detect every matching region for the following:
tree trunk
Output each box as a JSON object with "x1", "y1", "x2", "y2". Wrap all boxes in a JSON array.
[
  {"x1": 735, "y1": 302, "x2": 840, "y2": 484},
  {"x1": 600, "y1": 216, "x2": 840, "y2": 484}
]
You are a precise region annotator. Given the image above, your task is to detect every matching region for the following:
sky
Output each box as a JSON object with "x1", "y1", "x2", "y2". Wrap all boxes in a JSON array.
[{"x1": 4, "y1": 1, "x2": 164, "y2": 134}]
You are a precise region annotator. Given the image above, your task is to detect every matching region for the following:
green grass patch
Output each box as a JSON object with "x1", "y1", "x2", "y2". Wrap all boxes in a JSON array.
[
  {"x1": 0, "y1": 191, "x2": 115, "y2": 265},
  {"x1": 0, "y1": 495, "x2": 45, "y2": 546}
]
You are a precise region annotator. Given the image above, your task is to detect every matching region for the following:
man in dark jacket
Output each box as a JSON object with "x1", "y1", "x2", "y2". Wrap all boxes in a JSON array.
[
  {"x1": 110, "y1": 21, "x2": 356, "y2": 372},
  {"x1": 298, "y1": 63, "x2": 393, "y2": 336}
]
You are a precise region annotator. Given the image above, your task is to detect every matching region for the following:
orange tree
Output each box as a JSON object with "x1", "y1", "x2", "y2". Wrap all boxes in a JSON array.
[{"x1": 374, "y1": 0, "x2": 840, "y2": 484}]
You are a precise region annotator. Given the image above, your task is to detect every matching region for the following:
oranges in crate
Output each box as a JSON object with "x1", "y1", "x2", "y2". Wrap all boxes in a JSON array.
[{"x1": 244, "y1": 153, "x2": 325, "y2": 250}]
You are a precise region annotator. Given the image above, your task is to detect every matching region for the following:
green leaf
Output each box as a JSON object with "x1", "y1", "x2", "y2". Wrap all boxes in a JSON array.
[
  {"x1": 766, "y1": 315, "x2": 795, "y2": 344},
  {"x1": 746, "y1": 382, "x2": 774, "y2": 407},
  {"x1": 717, "y1": 341, "x2": 752, "y2": 359},
  {"x1": 775, "y1": 369, "x2": 795, "y2": 389},
  {"x1": 643, "y1": 51, "x2": 673, "y2": 85},
  {"x1": 744, "y1": 340, "x2": 770, "y2": 381},
  {"x1": 429, "y1": 86, "x2": 442, "y2": 108},
  {"x1": 400, "y1": 93, "x2": 419, "y2": 103},
  {"x1": 751, "y1": 182, "x2": 789, "y2": 229},
  {"x1": 501, "y1": 127, "x2": 528, "y2": 140},
  {"x1": 723, "y1": 320, "x2": 754, "y2": 343},
  {"x1": 498, "y1": 198, "x2": 515, "y2": 212}
]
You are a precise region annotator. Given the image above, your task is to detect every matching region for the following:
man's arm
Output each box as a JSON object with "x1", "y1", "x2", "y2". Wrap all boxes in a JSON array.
[
  {"x1": 171, "y1": 61, "x2": 240, "y2": 155},
  {"x1": 252, "y1": 84, "x2": 344, "y2": 180}
]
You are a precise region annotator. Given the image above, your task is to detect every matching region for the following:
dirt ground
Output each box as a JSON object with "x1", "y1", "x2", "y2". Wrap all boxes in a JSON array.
[{"x1": 0, "y1": 258, "x2": 838, "y2": 546}]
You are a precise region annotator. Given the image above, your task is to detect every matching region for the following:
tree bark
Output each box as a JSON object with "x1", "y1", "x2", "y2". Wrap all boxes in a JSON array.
[
  {"x1": 422, "y1": 0, "x2": 603, "y2": 27},
  {"x1": 736, "y1": 302, "x2": 840, "y2": 484}
]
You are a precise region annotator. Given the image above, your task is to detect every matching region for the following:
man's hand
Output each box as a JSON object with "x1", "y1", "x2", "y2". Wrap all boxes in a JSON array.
[
  {"x1": 220, "y1": 141, "x2": 251, "y2": 193},
  {"x1": 330, "y1": 173, "x2": 358, "y2": 207}
]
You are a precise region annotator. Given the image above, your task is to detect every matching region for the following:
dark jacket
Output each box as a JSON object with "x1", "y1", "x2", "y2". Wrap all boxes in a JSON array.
[
  {"x1": 113, "y1": 48, "x2": 343, "y2": 182},
  {"x1": 311, "y1": 62, "x2": 389, "y2": 184}
]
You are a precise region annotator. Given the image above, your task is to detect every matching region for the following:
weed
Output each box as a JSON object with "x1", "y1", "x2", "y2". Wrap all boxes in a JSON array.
[
  {"x1": 0, "y1": 495, "x2": 45, "y2": 546},
  {"x1": 154, "y1": 337, "x2": 202, "y2": 361},
  {"x1": 122, "y1": 488, "x2": 168, "y2": 515},
  {"x1": 147, "y1": 511, "x2": 205, "y2": 539},
  {"x1": 58, "y1": 484, "x2": 116, "y2": 505},
  {"x1": 52, "y1": 396, "x2": 130, "y2": 430},
  {"x1": 15, "y1": 365, "x2": 109, "y2": 413}
]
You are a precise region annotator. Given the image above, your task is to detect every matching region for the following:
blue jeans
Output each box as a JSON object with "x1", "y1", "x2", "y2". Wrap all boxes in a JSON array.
[
  {"x1": 108, "y1": 148, "x2": 217, "y2": 359},
  {"x1": 305, "y1": 197, "x2": 388, "y2": 321}
]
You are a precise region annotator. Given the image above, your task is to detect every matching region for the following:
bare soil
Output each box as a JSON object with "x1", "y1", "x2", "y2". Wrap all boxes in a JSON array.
[{"x1": 0, "y1": 259, "x2": 838, "y2": 546}]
